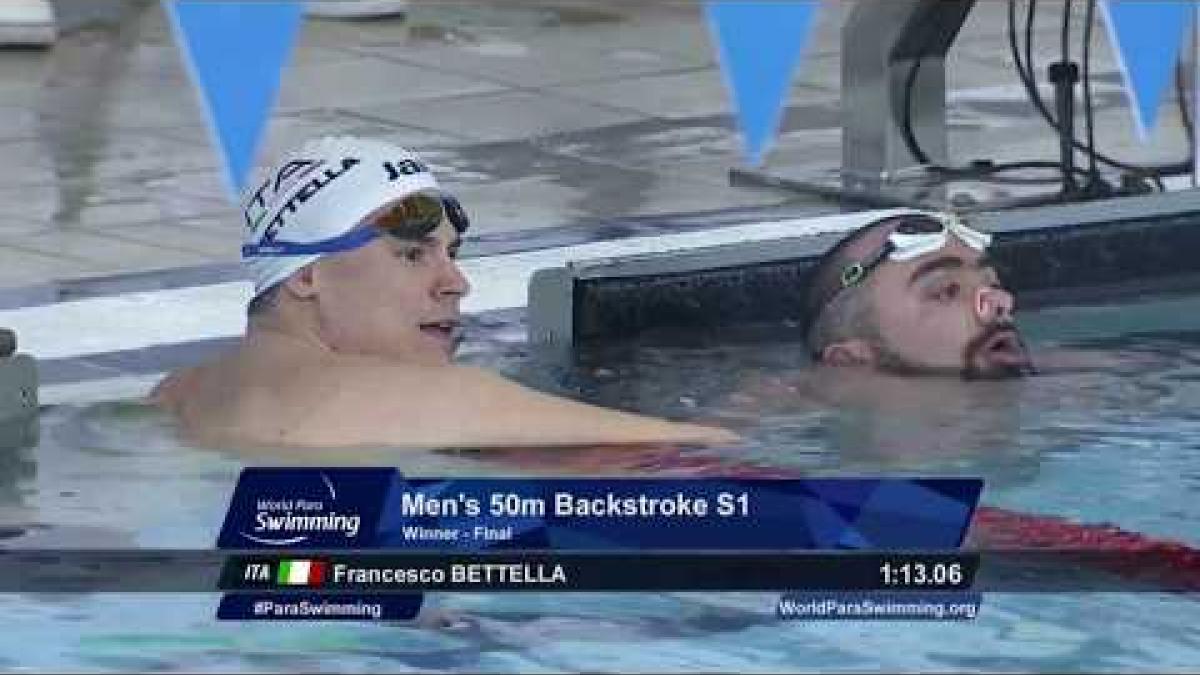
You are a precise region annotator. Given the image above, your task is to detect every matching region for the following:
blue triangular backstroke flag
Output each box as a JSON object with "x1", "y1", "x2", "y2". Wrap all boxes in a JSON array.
[
  {"x1": 165, "y1": 0, "x2": 303, "y2": 198},
  {"x1": 1100, "y1": 0, "x2": 1195, "y2": 140},
  {"x1": 704, "y1": 1, "x2": 818, "y2": 167}
]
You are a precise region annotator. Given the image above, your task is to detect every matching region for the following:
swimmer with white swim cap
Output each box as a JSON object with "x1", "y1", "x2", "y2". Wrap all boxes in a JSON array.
[{"x1": 151, "y1": 136, "x2": 737, "y2": 448}]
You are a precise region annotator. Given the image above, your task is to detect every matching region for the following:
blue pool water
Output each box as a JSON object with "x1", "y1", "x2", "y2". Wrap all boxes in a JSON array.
[{"x1": 1, "y1": 291, "x2": 1200, "y2": 671}]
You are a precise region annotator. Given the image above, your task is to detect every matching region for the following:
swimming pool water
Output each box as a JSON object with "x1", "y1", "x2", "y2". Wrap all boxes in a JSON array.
[{"x1": 2, "y1": 292, "x2": 1200, "y2": 672}]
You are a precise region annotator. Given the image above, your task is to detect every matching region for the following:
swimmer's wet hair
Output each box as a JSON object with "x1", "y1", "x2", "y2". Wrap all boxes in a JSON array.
[
  {"x1": 804, "y1": 220, "x2": 894, "y2": 358},
  {"x1": 247, "y1": 283, "x2": 281, "y2": 318},
  {"x1": 370, "y1": 194, "x2": 470, "y2": 240}
]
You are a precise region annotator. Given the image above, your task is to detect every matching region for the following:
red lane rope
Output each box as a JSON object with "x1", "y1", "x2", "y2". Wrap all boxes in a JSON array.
[{"x1": 969, "y1": 506, "x2": 1200, "y2": 590}]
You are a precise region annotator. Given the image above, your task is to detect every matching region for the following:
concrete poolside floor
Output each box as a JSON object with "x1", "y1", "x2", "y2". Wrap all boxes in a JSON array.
[{"x1": 0, "y1": 0, "x2": 1191, "y2": 290}]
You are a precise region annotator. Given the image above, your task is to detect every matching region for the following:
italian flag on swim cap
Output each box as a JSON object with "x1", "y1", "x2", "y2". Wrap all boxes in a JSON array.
[{"x1": 241, "y1": 136, "x2": 442, "y2": 298}]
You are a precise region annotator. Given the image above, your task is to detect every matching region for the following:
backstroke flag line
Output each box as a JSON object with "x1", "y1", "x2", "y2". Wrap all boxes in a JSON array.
[
  {"x1": 160, "y1": 0, "x2": 1193, "y2": 187},
  {"x1": 704, "y1": 1, "x2": 818, "y2": 167},
  {"x1": 1100, "y1": 0, "x2": 1194, "y2": 140},
  {"x1": 165, "y1": 0, "x2": 303, "y2": 199}
]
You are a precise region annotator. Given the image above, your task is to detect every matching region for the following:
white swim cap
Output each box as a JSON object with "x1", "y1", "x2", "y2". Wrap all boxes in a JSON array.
[{"x1": 241, "y1": 136, "x2": 442, "y2": 297}]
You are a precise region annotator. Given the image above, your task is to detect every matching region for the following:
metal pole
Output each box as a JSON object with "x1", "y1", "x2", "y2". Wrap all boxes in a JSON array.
[{"x1": 841, "y1": 0, "x2": 975, "y2": 183}]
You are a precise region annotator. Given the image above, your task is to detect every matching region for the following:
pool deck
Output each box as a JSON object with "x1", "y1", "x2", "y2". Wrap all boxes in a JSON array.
[{"x1": 0, "y1": 0, "x2": 1194, "y2": 397}]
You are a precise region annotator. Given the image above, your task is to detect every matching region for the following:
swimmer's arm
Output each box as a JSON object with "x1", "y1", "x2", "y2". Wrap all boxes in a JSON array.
[{"x1": 287, "y1": 364, "x2": 739, "y2": 448}]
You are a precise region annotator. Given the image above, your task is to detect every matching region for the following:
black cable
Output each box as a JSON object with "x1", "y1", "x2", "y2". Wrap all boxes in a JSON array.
[
  {"x1": 1025, "y1": 0, "x2": 1080, "y2": 187},
  {"x1": 898, "y1": 0, "x2": 1182, "y2": 191},
  {"x1": 901, "y1": 52, "x2": 932, "y2": 166},
  {"x1": 1026, "y1": 0, "x2": 1037, "y2": 114},
  {"x1": 1082, "y1": 0, "x2": 1100, "y2": 182},
  {"x1": 890, "y1": 162, "x2": 1092, "y2": 185},
  {"x1": 1010, "y1": 0, "x2": 1169, "y2": 189},
  {"x1": 1177, "y1": 57, "x2": 1194, "y2": 150},
  {"x1": 1058, "y1": 0, "x2": 1077, "y2": 190},
  {"x1": 1008, "y1": 0, "x2": 1035, "y2": 104},
  {"x1": 1065, "y1": 0, "x2": 1075, "y2": 65},
  {"x1": 896, "y1": 1, "x2": 1091, "y2": 186},
  {"x1": 900, "y1": 45, "x2": 1089, "y2": 184},
  {"x1": 1060, "y1": 0, "x2": 1070, "y2": 68},
  {"x1": 1007, "y1": 0, "x2": 1028, "y2": 83}
]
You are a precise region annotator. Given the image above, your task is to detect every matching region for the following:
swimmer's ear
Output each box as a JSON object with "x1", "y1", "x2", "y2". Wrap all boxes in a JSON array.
[
  {"x1": 281, "y1": 263, "x2": 319, "y2": 300},
  {"x1": 821, "y1": 339, "x2": 875, "y2": 367}
]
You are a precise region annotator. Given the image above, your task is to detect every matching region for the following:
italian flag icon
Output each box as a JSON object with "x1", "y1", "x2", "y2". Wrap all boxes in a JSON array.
[{"x1": 277, "y1": 559, "x2": 327, "y2": 586}]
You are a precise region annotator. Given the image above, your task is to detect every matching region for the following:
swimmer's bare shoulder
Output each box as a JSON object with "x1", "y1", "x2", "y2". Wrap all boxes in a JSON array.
[
  {"x1": 148, "y1": 353, "x2": 278, "y2": 444},
  {"x1": 282, "y1": 359, "x2": 739, "y2": 448},
  {"x1": 150, "y1": 351, "x2": 738, "y2": 449}
]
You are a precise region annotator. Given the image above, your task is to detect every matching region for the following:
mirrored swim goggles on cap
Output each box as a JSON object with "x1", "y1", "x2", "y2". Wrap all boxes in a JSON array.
[
  {"x1": 816, "y1": 212, "x2": 992, "y2": 310},
  {"x1": 242, "y1": 190, "x2": 469, "y2": 257}
]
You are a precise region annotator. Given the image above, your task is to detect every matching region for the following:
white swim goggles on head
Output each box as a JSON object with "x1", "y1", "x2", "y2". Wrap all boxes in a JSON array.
[{"x1": 838, "y1": 212, "x2": 992, "y2": 289}]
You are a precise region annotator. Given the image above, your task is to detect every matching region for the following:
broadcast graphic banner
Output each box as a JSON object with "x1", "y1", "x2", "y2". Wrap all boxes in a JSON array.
[
  {"x1": 213, "y1": 469, "x2": 983, "y2": 620},
  {"x1": 218, "y1": 552, "x2": 979, "y2": 592},
  {"x1": 216, "y1": 592, "x2": 423, "y2": 621},
  {"x1": 0, "y1": 549, "x2": 1187, "y2": 593},
  {"x1": 215, "y1": 469, "x2": 983, "y2": 551}
]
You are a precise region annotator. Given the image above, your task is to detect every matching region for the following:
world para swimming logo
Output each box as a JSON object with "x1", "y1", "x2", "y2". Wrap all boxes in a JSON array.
[
  {"x1": 241, "y1": 472, "x2": 361, "y2": 546},
  {"x1": 218, "y1": 468, "x2": 395, "y2": 549}
]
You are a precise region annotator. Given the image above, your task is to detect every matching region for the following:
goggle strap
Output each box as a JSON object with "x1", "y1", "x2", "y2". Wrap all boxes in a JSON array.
[
  {"x1": 242, "y1": 226, "x2": 378, "y2": 257},
  {"x1": 839, "y1": 241, "x2": 895, "y2": 290},
  {"x1": 243, "y1": 193, "x2": 469, "y2": 259}
]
